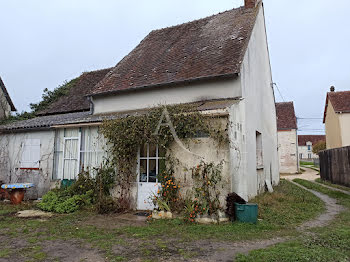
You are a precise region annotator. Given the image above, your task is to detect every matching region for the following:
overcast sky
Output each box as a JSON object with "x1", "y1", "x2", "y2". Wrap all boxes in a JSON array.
[{"x1": 1, "y1": 0, "x2": 349, "y2": 134}]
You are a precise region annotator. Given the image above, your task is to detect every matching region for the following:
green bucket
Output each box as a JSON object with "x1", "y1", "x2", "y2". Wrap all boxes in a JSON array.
[
  {"x1": 235, "y1": 203, "x2": 258, "y2": 224},
  {"x1": 61, "y1": 179, "x2": 75, "y2": 188}
]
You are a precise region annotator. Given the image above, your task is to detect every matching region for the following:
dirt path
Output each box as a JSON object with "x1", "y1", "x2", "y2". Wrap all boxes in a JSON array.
[
  {"x1": 288, "y1": 180, "x2": 345, "y2": 230},
  {"x1": 0, "y1": 179, "x2": 345, "y2": 262},
  {"x1": 281, "y1": 167, "x2": 319, "y2": 181},
  {"x1": 200, "y1": 180, "x2": 345, "y2": 262}
]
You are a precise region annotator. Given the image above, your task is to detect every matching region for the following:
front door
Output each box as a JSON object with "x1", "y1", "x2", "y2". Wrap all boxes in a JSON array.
[{"x1": 137, "y1": 144, "x2": 164, "y2": 210}]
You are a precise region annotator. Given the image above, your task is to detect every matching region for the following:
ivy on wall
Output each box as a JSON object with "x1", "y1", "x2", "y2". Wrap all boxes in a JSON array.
[{"x1": 100, "y1": 104, "x2": 228, "y2": 210}]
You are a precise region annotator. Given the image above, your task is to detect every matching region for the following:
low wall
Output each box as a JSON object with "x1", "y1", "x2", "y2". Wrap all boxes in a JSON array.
[{"x1": 319, "y1": 146, "x2": 350, "y2": 187}]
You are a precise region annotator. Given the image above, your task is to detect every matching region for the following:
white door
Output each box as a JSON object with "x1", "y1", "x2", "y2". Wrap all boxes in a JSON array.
[
  {"x1": 137, "y1": 144, "x2": 164, "y2": 210},
  {"x1": 62, "y1": 137, "x2": 80, "y2": 180}
]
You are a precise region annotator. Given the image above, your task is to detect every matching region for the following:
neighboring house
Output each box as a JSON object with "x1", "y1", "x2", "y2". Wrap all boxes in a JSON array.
[
  {"x1": 323, "y1": 86, "x2": 350, "y2": 149},
  {"x1": 276, "y1": 102, "x2": 299, "y2": 174},
  {"x1": 0, "y1": 77, "x2": 16, "y2": 119},
  {"x1": 0, "y1": 0, "x2": 279, "y2": 207},
  {"x1": 298, "y1": 135, "x2": 326, "y2": 161}
]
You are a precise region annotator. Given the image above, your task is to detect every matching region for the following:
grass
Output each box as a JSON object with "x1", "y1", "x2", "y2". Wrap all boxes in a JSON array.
[
  {"x1": 115, "y1": 180, "x2": 324, "y2": 241},
  {"x1": 300, "y1": 161, "x2": 313, "y2": 166},
  {"x1": 315, "y1": 178, "x2": 350, "y2": 192},
  {"x1": 0, "y1": 180, "x2": 325, "y2": 261},
  {"x1": 236, "y1": 179, "x2": 350, "y2": 262},
  {"x1": 299, "y1": 161, "x2": 320, "y2": 172}
]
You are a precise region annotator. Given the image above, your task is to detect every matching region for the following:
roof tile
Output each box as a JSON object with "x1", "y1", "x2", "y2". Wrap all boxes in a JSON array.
[
  {"x1": 276, "y1": 102, "x2": 297, "y2": 130},
  {"x1": 91, "y1": 6, "x2": 259, "y2": 96},
  {"x1": 37, "y1": 68, "x2": 112, "y2": 116},
  {"x1": 298, "y1": 135, "x2": 325, "y2": 146}
]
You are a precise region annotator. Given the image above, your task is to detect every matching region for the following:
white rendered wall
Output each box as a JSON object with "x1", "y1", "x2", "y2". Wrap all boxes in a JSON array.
[
  {"x1": 278, "y1": 130, "x2": 298, "y2": 173},
  {"x1": 92, "y1": 79, "x2": 241, "y2": 114},
  {"x1": 0, "y1": 130, "x2": 55, "y2": 198},
  {"x1": 298, "y1": 144, "x2": 319, "y2": 160},
  {"x1": 239, "y1": 4, "x2": 279, "y2": 199}
]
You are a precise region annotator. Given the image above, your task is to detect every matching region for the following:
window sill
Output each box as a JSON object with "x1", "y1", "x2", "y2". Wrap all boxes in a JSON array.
[
  {"x1": 257, "y1": 166, "x2": 264, "y2": 170},
  {"x1": 19, "y1": 168, "x2": 40, "y2": 171}
]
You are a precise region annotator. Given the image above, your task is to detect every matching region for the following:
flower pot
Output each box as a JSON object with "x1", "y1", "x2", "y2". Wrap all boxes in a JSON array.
[
  {"x1": 10, "y1": 189, "x2": 25, "y2": 205},
  {"x1": 152, "y1": 210, "x2": 173, "y2": 219}
]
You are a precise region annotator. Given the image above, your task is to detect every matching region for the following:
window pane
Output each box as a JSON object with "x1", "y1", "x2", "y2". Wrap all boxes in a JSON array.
[
  {"x1": 71, "y1": 139, "x2": 79, "y2": 159},
  {"x1": 149, "y1": 144, "x2": 156, "y2": 157},
  {"x1": 139, "y1": 160, "x2": 147, "y2": 182},
  {"x1": 140, "y1": 144, "x2": 147, "y2": 158},
  {"x1": 64, "y1": 140, "x2": 72, "y2": 158},
  {"x1": 149, "y1": 160, "x2": 157, "y2": 183}
]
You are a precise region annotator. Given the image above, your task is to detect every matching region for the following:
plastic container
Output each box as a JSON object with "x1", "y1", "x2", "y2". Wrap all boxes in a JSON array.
[
  {"x1": 234, "y1": 203, "x2": 258, "y2": 224},
  {"x1": 61, "y1": 179, "x2": 75, "y2": 188}
]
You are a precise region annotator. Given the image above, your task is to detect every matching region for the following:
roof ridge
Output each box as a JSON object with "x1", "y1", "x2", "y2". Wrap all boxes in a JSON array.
[
  {"x1": 328, "y1": 90, "x2": 350, "y2": 94},
  {"x1": 150, "y1": 6, "x2": 247, "y2": 34},
  {"x1": 91, "y1": 3, "x2": 260, "y2": 96}
]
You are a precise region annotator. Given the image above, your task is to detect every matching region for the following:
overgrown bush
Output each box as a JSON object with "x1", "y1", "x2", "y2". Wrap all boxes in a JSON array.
[
  {"x1": 38, "y1": 190, "x2": 93, "y2": 214},
  {"x1": 38, "y1": 163, "x2": 118, "y2": 214}
]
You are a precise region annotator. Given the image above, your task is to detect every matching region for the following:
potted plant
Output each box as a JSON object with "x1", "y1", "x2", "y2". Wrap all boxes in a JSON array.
[{"x1": 152, "y1": 197, "x2": 173, "y2": 219}]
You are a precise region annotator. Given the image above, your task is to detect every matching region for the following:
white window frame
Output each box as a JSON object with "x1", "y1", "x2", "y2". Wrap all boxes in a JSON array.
[{"x1": 137, "y1": 144, "x2": 165, "y2": 183}]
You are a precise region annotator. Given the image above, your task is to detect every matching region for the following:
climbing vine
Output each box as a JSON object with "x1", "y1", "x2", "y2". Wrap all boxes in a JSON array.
[{"x1": 100, "y1": 104, "x2": 228, "y2": 210}]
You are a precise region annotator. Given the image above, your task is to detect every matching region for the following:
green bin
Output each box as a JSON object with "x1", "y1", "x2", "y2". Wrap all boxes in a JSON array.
[
  {"x1": 61, "y1": 179, "x2": 75, "y2": 188},
  {"x1": 235, "y1": 203, "x2": 258, "y2": 224}
]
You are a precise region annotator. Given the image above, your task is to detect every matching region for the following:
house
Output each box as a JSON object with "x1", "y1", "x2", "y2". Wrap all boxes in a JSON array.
[
  {"x1": 0, "y1": 0, "x2": 279, "y2": 207},
  {"x1": 0, "y1": 69, "x2": 110, "y2": 199},
  {"x1": 323, "y1": 86, "x2": 350, "y2": 149},
  {"x1": 0, "y1": 77, "x2": 16, "y2": 119},
  {"x1": 298, "y1": 135, "x2": 325, "y2": 161},
  {"x1": 275, "y1": 102, "x2": 299, "y2": 174}
]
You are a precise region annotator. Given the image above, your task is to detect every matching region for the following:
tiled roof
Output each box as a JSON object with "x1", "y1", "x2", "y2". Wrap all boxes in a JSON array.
[
  {"x1": 323, "y1": 91, "x2": 350, "y2": 123},
  {"x1": 0, "y1": 99, "x2": 237, "y2": 132},
  {"x1": 298, "y1": 135, "x2": 325, "y2": 146},
  {"x1": 37, "y1": 68, "x2": 112, "y2": 116},
  {"x1": 0, "y1": 77, "x2": 16, "y2": 111},
  {"x1": 91, "y1": 5, "x2": 259, "y2": 96},
  {"x1": 276, "y1": 102, "x2": 297, "y2": 130}
]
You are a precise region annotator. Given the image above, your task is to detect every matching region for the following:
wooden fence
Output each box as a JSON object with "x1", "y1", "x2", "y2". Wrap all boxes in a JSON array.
[{"x1": 319, "y1": 146, "x2": 350, "y2": 187}]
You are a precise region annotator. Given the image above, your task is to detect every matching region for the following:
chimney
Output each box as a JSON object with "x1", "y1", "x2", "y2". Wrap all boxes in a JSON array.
[
  {"x1": 245, "y1": 0, "x2": 258, "y2": 8},
  {"x1": 330, "y1": 86, "x2": 335, "y2": 92}
]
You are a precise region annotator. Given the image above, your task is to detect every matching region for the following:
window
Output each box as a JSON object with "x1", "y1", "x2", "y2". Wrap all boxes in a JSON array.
[
  {"x1": 138, "y1": 144, "x2": 165, "y2": 183},
  {"x1": 307, "y1": 145, "x2": 311, "y2": 151},
  {"x1": 308, "y1": 153, "x2": 312, "y2": 159},
  {"x1": 299, "y1": 153, "x2": 303, "y2": 159},
  {"x1": 53, "y1": 127, "x2": 107, "y2": 180},
  {"x1": 80, "y1": 127, "x2": 106, "y2": 174},
  {"x1": 256, "y1": 131, "x2": 263, "y2": 168},
  {"x1": 21, "y1": 139, "x2": 40, "y2": 169}
]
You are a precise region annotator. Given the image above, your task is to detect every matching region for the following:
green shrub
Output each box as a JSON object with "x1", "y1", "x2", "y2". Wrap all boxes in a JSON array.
[
  {"x1": 38, "y1": 190, "x2": 93, "y2": 214},
  {"x1": 38, "y1": 164, "x2": 117, "y2": 214}
]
